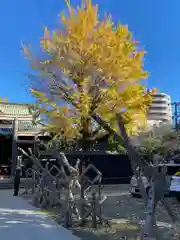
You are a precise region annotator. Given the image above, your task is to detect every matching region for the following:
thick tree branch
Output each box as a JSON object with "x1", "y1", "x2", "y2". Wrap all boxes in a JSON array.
[
  {"x1": 116, "y1": 113, "x2": 148, "y2": 202},
  {"x1": 32, "y1": 72, "x2": 124, "y2": 142}
]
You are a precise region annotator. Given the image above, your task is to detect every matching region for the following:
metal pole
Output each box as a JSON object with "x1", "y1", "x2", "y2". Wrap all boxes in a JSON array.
[{"x1": 174, "y1": 102, "x2": 178, "y2": 130}]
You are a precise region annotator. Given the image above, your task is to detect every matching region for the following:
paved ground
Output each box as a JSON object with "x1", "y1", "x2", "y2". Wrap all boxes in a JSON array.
[{"x1": 0, "y1": 189, "x2": 79, "y2": 240}]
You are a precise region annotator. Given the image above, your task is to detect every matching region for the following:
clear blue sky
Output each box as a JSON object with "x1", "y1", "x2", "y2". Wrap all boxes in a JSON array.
[{"x1": 0, "y1": 0, "x2": 179, "y2": 103}]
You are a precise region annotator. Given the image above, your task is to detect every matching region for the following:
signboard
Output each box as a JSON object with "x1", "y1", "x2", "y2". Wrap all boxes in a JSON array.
[{"x1": 0, "y1": 128, "x2": 13, "y2": 136}]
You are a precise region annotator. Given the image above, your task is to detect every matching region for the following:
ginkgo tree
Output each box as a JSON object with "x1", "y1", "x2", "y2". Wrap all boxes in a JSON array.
[
  {"x1": 21, "y1": 1, "x2": 180, "y2": 238},
  {"x1": 23, "y1": 0, "x2": 154, "y2": 151}
]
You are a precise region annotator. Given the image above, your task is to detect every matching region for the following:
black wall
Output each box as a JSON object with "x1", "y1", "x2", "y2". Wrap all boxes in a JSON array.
[{"x1": 67, "y1": 153, "x2": 133, "y2": 184}]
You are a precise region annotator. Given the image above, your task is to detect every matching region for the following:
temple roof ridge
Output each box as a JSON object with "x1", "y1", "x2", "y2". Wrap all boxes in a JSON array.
[{"x1": 0, "y1": 102, "x2": 33, "y2": 116}]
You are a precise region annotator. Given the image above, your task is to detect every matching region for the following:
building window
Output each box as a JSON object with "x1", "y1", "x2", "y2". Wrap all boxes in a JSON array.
[
  {"x1": 149, "y1": 112, "x2": 169, "y2": 116},
  {"x1": 149, "y1": 106, "x2": 168, "y2": 111}
]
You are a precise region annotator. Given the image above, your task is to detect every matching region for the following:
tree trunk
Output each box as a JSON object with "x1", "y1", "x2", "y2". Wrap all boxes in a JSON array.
[
  {"x1": 116, "y1": 114, "x2": 157, "y2": 239},
  {"x1": 142, "y1": 179, "x2": 157, "y2": 240},
  {"x1": 116, "y1": 114, "x2": 148, "y2": 202},
  {"x1": 81, "y1": 117, "x2": 91, "y2": 151},
  {"x1": 80, "y1": 117, "x2": 94, "y2": 225}
]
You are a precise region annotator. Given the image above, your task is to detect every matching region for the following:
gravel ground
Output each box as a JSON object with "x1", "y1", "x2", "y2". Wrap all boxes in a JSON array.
[
  {"x1": 72, "y1": 194, "x2": 179, "y2": 240},
  {"x1": 20, "y1": 185, "x2": 180, "y2": 239}
]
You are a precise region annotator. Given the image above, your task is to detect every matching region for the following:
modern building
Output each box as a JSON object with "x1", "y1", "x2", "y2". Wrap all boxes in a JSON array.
[
  {"x1": 131, "y1": 93, "x2": 173, "y2": 146},
  {"x1": 147, "y1": 93, "x2": 173, "y2": 125}
]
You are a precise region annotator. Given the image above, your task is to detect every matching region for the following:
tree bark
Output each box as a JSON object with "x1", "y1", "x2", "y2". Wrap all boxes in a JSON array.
[
  {"x1": 116, "y1": 113, "x2": 148, "y2": 202},
  {"x1": 116, "y1": 114, "x2": 157, "y2": 239},
  {"x1": 142, "y1": 179, "x2": 157, "y2": 240}
]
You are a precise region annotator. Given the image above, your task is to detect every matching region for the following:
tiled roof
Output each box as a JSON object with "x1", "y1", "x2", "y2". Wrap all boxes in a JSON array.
[{"x1": 0, "y1": 103, "x2": 32, "y2": 115}]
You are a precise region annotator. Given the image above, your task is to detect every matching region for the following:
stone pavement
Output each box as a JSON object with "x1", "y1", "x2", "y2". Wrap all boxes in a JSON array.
[{"x1": 0, "y1": 189, "x2": 79, "y2": 240}]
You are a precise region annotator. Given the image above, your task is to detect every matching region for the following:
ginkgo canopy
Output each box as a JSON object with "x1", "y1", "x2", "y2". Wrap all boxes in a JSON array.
[{"x1": 23, "y1": 0, "x2": 154, "y2": 141}]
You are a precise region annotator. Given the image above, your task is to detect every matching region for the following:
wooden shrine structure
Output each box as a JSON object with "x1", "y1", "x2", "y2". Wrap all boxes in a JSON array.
[{"x1": 0, "y1": 102, "x2": 44, "y2": 176}]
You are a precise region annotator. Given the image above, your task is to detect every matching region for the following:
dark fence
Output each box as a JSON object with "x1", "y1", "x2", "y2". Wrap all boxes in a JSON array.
[
  {"x1": 66, "y1": 152, "x2": 133, "y2": 184},
  {"x1": 21, "y1": 152, "x2": 133, "y2": 184}
]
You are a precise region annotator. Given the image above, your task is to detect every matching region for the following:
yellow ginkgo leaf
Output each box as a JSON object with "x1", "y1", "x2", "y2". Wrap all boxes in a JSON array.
[{"x1": 23, "y1": 0, "x2": 153, "y2": 146}]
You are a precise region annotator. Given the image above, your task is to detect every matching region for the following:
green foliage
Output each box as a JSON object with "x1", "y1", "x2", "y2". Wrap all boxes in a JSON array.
[
  {"x1": 140, "y1": 137, "x2": 162, "y2": 154},
  {"x1": 108, "y1": 135, "x2": 126, "y2": 153},
  {"x1": 139, "y1": 127, "x2": 177, "y2": 159},
  {"x1": 48, "y1": 136, "x2": 76, "y2": 151}
]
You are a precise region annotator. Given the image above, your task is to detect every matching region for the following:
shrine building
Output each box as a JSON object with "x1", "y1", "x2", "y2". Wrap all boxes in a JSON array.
[{"x1": 0, "y1": 102, "x2": 46, "y2": 177}]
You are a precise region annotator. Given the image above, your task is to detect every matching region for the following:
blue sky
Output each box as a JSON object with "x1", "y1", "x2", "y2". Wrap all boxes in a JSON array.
[{"x1": 0, "y1": 0, "x2": 179, "y2": 103}]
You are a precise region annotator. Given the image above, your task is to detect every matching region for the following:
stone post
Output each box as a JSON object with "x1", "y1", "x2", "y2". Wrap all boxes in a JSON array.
[{"x1": 11, "y1": 118, "x2": 18, "y2": 177}]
